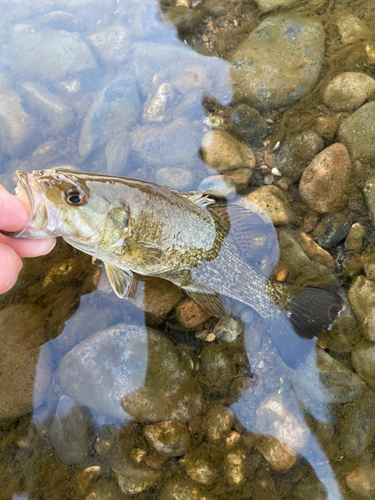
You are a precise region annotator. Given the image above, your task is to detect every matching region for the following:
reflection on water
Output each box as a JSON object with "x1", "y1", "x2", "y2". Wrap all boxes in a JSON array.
[{"x1": 1, "y1": 0, "x2": 375, "y2": 498}]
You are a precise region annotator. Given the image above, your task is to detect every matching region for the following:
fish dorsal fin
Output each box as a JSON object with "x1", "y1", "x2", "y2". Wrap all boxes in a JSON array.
[
  {"x1": 171, "y1": 190, "x2": 216, "y2": 209},
  {"x1": 127, "y1": 242, "x2": 164, "y2": 267},
  {"x1": 184, "y1": 287, "x2": 229, "y2": 319},
  {"x1": 209, "y1": 203, "x2": 280, "y2": 277},
  {"x1": 104, "y1": 263, "x2": 134, "y2": 298}
]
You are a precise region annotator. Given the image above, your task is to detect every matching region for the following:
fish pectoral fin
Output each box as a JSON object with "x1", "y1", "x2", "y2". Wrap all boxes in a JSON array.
[
  {"x1": 184, "y1": 287, "x2": 229, "y2": 319},
  {"x1": 104, "y1": 263, "x2": 134, "y2": 299},
  {"x1": 127, "y1": 242, "x2": 163, "y2": 266}
]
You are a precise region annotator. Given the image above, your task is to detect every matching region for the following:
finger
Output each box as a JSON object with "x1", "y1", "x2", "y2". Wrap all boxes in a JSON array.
[
  {"x1": 0, "y1": 234, "x2": 56, "y2": 258},
  {"x1": 0, "y1": 184, "x2": 29, "y2": 231},
  {"x1": 0, "y1": 243, "x2": 23, "y2": 294}
]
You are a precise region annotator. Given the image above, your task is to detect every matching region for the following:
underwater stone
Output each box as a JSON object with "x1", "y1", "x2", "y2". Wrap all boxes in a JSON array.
[
  {"x1": 79, "y1": 76, "x2": 140, "y2": 157},
  {"x1": 346, "y1": 464, "x2": 375, "y2": 497},
  {"x1": 336, "y1": 13, "x2": 371, "y2": 45},
  {"x1": 314, "y1": 213, "x2": 350, "y2": 249},
  {"x1": 231, "y1": 15, "x2": 325, "y2": 111},
  {"x1": 245, "y1": 185, "x2": 294, "y2": 225},
  {"x1": 155, "y1": 167, "x2": 195, "y2": 191},
  {"x1": 199, "y1": 343, "x2": 237, "y2": 397},
  {"x1": 231, "y1": 104, "x2": 268, "y2": 148},
  {"x1": 144, "y1": 421, "x2": 191, "y2": 456},
  {"x1": 176, "y1": 298, "x2": 211, "y2": 328},
  {"x1": 348, "y1": 275, "x2": 375, "y2": 328},
  {"x1": 299, "y1": 143, "x2": 352, "y2": 213},
  {"x1": 113, "y1": 459, "x2": 160, "y2": 495},
  {"x1": 363, "y1": 172, "x2": 375, "y2": 228},
  {"x1": 159, "y1": 478, "x2": 215, "y2": 500},
  {"x1": 338, "y1": 101, "x2": 375, "y2": 161},
  {"x1": 204, "y1": 405, "x2": 234, "y2": 441},
  {"x1": 40, "y1": 10, "x2": 83, "y2": 31},
  {"x1": 198, "y1": 175, "x2": 237, "y2": 199},
  {"x1": 224, "y1": 446, "x2": 246, "y2": 486},
  {"x1": 352, "y1": 342, "x2": 375, "y2": 390},
  {"x1": 214, "y1": 318, "x2": 243, "y2": 343},
  {"x1": 323, "y1": 72, "x2": 375, "y2": 112},
  {"x1": 254, "y1": 0, "x2": 297, "y2": 12},
  {"x1": 256, "y1": 436, "x2": 297, "y2": 472},
  {"x1": 88, "y1": 25, "x2": 131, "y2": 65},
  {"x1": 180, "y1": 443, "x2": 220, "y2": 485},
  {"x1": 105, "y1": 132, "x2": 132, "y2": 176}
]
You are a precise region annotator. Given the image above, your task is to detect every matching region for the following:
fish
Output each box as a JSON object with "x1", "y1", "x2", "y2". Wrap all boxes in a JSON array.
[{"x1": 5, "y1": 169, "x2": 344, "y2": 368}]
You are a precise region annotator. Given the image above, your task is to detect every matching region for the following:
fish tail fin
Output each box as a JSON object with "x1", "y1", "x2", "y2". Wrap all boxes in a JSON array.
[{"x1": 266, "y1": 287, "x2": 345, "y2": 369}]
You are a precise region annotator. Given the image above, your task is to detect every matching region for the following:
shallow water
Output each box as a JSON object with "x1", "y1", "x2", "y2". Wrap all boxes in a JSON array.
[{"x1": 1, "y1": 0, "x2": 375, "y2": 499}]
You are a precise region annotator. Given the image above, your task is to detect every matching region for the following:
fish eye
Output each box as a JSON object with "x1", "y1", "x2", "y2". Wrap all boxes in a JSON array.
[{"x1": 65, "y1": 186, "x2": 87, "y2": 206}]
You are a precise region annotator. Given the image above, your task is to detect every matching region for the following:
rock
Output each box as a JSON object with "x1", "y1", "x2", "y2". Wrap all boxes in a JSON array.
[
  {"x1": 338, "y1": 101, "x2": 375, "y2": 161},
  {"x1": 352, "y1": 342, "x2": 375, "y2": 389},
  {"x1": 0, "y1": 91, "x2": 36, "y2": 156},
  {"x1": 336, "y1": 13, "x2": 371, "y2": 44},
  {"x1": 346, "y1": 464, "x2": 375, "y2": 497},
  {"x1": 224, "y1": 446, "x2": 246, "y2": 486},
  {"x1": 363, "y1": 173, "x2": 375, "y2": 228},
  {"x1": 201, "y1": 131, "x2": 255, "y2": 173},
  {"x1": 223, "y1": 168, "x2": 253, "y2": 192},
  {"x1": 79, "y1": 77, "x2": 140, "y2": 157},
  {"x1": 88, "y1": 25, "x2": 130, "y2": 65},
  {"x1": 231, "y1": 15, "x2": 325, "y2": 111},
  {"x1": 198, "y1": 175, "x2": 236, "y2": 199},
  {"x1": 205, "y1": 405, "x2": 234, "y2": 441},
  {"x1": 256, "y1": 436, "x2": 297, "y2": 472},
  {"x1": 144, "y1": 421, "x2": 191, "y2": 456},
  {"x1": 299, "y1": 143, "x2": 352, "y2": 213},
  {"x1": 155, "y1": 167, "x2": 195, "y2": 191},
  {"x1": 276, "y1": 131, "x2": 324, "y2": 181},
  {"x1": 214, "y1": 318, "x2": 243, "y2": 343},
  {"x1": 346, "y1": 223, "x2": 366, "y2": 254},
  {"x1": 348, "y1": 275, "x2": 375, "y2": 330},
  {"x1": 40, "y1": 10, "x2": 83, "y2": 31},
  {"x1": 199, "y1": 343, "x2": 237, "y2": 397},
  {"x1": 291, "y1": 349, "x2": 365, "y2": 404},
  {"x1": 49, "y1": 395, "x2": 95, "y2": 464},
  {"x1": 176, "y1": 298, "x2": 211, "y2": 328},
  {"x1": 159, "y1": 478, "x2": 214, "y2": 500},
  {"x1": 9, "y1": 25, "x2": 96, "y2": 81},
  {"x1": 276, "y1": 228, "x2": 312, "y2": 281},
  {"x1": 254, "y1": 0, "x2": 297, "y2": 13},
  {"x1": 143, "y1": 83, "x2": 175, "y2": 123},
  {"x1": 338, "y1": 389, "x2": 375, "y2": 458},
  {"x1": 315, "y1": 114, "x2": 340, "y2": 142},
  {"x1": 113, "y1": 459, "x2": 160, "y2": 495},
  {"x1": 84, "y1": 478, "x2": 128, "y2": 500},
  {"x1": 58, "y1": 324, "x2": 202, "y2": 422},
  {"x1": 245, "y1": 186, "x2": 294, "y2": 225},
  {"x1": 105, "y1": 133, "x2": 132, "y2": 176},
  {"x1": 323, "y1": 72, "x2": 375, "y2": 112},
  {"x1": 180, "y1": 443, "x2": 220, "y2": 485},
  {"x1": 295, "y1": 231, "x2": 336, "y2": 269},
  {"x1": 314, "y1": 213, "x2": 351, "y2": 249},
  {"x1": 20, "y1": 82, "x2": 73, "y2": 128},
  {"x1": 231, "y1": 104, "x2": 268, "y2": 148}
]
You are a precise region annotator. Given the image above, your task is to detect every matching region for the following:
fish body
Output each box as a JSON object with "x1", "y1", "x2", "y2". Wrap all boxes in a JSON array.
[{"x1": 9, "y1": 169, "x2": 344, "y2": 367}]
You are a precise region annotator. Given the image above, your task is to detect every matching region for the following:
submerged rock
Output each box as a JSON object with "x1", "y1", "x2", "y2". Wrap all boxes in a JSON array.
[
  {"x1": 352, "y1": 342, "x2": 375, "y2": 389},
  {"x1": 231, "y1": 15, "x2": 325, "y2": 111},
  {"x1": 155, "y1": 167, "x2": 195, "y2": 191},
  {"x1": 113, "y1": 459, "x2": 160, "y2": 495},
  {"x1": 323, "y1": 72, "x2": 375, "y2": 111},
  {"x1": 105, "y1": 133, "x2": 132, "y2": 176},
  {"x1": 245, "y1": 186, "x2": 294, "y2": 225},
  {"x1": 159, "y1": 478, "x2": 214, "y2": 500},
  {"x1": 88, "y1": 25, "x2": 131, "y2": 65},
  {"x1": 231, "y1": 104, "x2": 268, "y2": 148},
  {"x1": 346, "y1": 463, "x2": 375, "y2": 497},
  {"x1": 338, "y1": 101, "x2": 375, "y2": 161},
  {"x1": 180, "y1": 443, "x2": 220, "y2": 485},
  {"x1": 144, "y1": 421, "x2": 191, "y2": 456},
  {"x1": 256, "y1": 436, "x2": 297, "y2": 472}
]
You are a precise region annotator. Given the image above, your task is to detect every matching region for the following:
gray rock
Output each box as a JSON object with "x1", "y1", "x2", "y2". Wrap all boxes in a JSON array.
[
  {"x1": 314, "y1": 213, "x2": 350, "y2": 249},
  {"x1": 40, "y1": 10, "x2": 83, "y2": 31},
  {"x1": 338, "y1": 389, "x2": 375, "y2": 458},
  {"x1": 79, "y1": 77, "x2": 140, "y2": 157},
  {"x1": 254, "y1": 0, "x2": 297, "y2": 12},
  {"x1": 144, "y1": 421, "x2": 191, "y2": 456},
  {"x1": 49, "y1": 395, "x2": 95, "y2": 464},
  {"x1": 113, "y1": 459, "x2": 160, "y2": 496},
  {"x1": 231, "y1": 104, "x2": 268, "y2": 148},
  {"x1": 363, "y1": 173, "x2": 375, "y2": 228},
  {"x1": 155, "y1": 167, "x2": 195, "y2": 191},
  {"x1": 58, "y1": 324, "x2": 202, "y2": 422},
  {"x1": 291, "y1": 349, "x2": 365, "y2": 404},
  {"x1": 214, "y1": 318, "x2": 243, "y2": 343},
  {"x1": 352, "y1": 342, "x2": 375, "y2": 390},
  {"x1": 105, "y1": 133, "x2": 132, "y2": 176},
  {"x1": 338, "y1": 101, "x2": 375, "y2": 161},
  {"x1": 198, "y1": 175, "x2": 236, "y2": 199},
  {"x1": 88, "y1": 25, "x2": 131, "y2": 65},
  {"x1": 199, "y1": 343, "x2": 237, "y2": 397},
  {"x1": 20, "y1": 82, "x2": 73, "y2": 128},
  {"x1": 323, "y1": 72, "x2": 375, "y2": 111},
  {"x1": 0, "y1": 91, "x2": 36, "y2": 156},
  {"x1": 9, "y1": 25, "x2": 96, "y2": 81},
  {"x1": 143, "y1": 83, "x2": 175, "y2": 123},
  {"x1": 231, "y1": 15, "x2": 325, "y2": 111}
]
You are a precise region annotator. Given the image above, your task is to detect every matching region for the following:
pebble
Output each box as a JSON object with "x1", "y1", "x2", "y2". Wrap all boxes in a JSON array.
[
  {"x1": 144, "y1": 421, "x2": 191, "y2": 456},
  {"x1": 346, "y1": 463, "x2": 375, "y2": 497},
  {"x1": 338, "y1": 389, "x2": 375, "y2": 458},
  {"x1": 155, "y1": 167, "x2": 195, "y2": 191},
  {"x1": 296, "y1": 231, "x2": 336, "y2": 269},
  {"x1": 254, "y1": 0, "x2": 297, "y2": 12},
  {"x1": 40, "y1": 10, "x2": 83, "y2": 31},
  {"x1": 338, "y1": 101, "x2": 375, "y2": 161},
  {"x1": 0, "y1": 91, "x2": 36, "y2": 156},
  {"x1": 83, "y1": 478, "x2": 127, "y2": 500},
  {"x1": 143, "y1": 83, "x2": 175, "y2": 123},
  {"x1": 223, "y1": 168, "x2": 253, "y2": 192},
  {"x1": 314, "y1": 213, "x2": 351, "y2": 249},
  {"x1": 214, "y1": 318, "x2": 243, "y2": 343},
  {"x1": 79, "y1": 76, "x2": 140, "y2": 157},
  {"x1": 336, "y1": 12, "x2": 371, "y2": 44},
  {"x1": 345, "y1": 223, "x2": 365, "y2": 254},
  {"x1": 201, "y1": 130, "x2": 256, "y2": 173},
  {"x1": 180, "y1": 443, "x2": 219, "y2": 485},
  {"x1": 88, "y1": 25, "x2": 130, "y2": 65},
  {"x1": 198, "y1": 175, "x2": 236, "y2": 199},
  {"x1": 231, "y1": 104, "x2": 268, "y2": 148},
  {"x1": 58, "y1": 324, "x2": 202, "y2": 422},
  {"x1": 205, "y1": 405, "x2": 234, "y2": 441},
  {"x1": 348, "y1": 276, "x2": 375, "y2": 340},
  {"x1": 352, "y1": 341, "x2": 375, "y2": 389},
  {"x1": 363, "y1": 173, "x2": 375, "y2": 228},
  {"x1": 9, "y1": 25, "x2": 96, "y2": 81},
  {"x1": 245, "y1": 185, "x2": 294, "y2": 225},
  {"x1": 176, "y1": 298, "x2": 211, "y2": 328},
  {"x1": 199, "y1": 343, "x2": 237, "y2": 397},
  {"x1": 105, "y1": 133, "x2": 132, "y2": 176},
  {"x1": 323, "y1": 72, "x2": 375, "y2": 111},
  {"x1": 49, "y1": 395, "x2": 95, "y2": 464},
  {"x1": 299, "y1": 143, "x2": 352, "y2": 213},
  {"x1": 231, "y1": 15, "x2": 325, "y2": 111},
  {"x1": 224, "y1": 446, "x2": 246, "y2": 486},
  {"x1": 113, "y1": 459, "x2": 160, "y2": 495},
  {"x1": 159, "y1": 478, "x2": 214, "y2": 500},
  {"x1": 256, "y1": 436, "x2": 297, "y2": 472},
  {"x1": 315, "y1": 114, "x2": 340, "y2": 142}
]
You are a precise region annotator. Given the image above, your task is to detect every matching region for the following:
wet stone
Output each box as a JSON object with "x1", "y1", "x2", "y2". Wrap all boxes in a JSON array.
[
  {"x1": 296, "y1": 231, "x2": 336, "y2": 269},
  {"x1": 49, "y1": 395, "x2": 95, "y2": 465},
  {"x1": 338, "y1": 389, "x2": 375, "y2": 458},
  {"x1": 254, "y1": 0, "x2": 297, "y2": 13},
  {"x1": 88, "y1": 25, "x2": 131, "y2": 66},
  {"x1": 159, "y1": 478, "x2": 214, "y2": 500},
  {"x1": 84, "y1": 478, "x2": 128, "y2": 500},
  {"x1": 0, "y1": 91, "x2": 36, "y2": 156},
  {"x1": 155, "y1": 167, "x2": 195, "y2": 191},
  {"x1": 105, "y1": 133, "x2": 132, "y2": 176},
  {"x1": 338, "y1": 101, "x2": 375, "y2": 161},
  {"x1": 143, "y1": 83, "x2": 175, "y2": 123},
  {"x1": 176, "y1": 298, "x2": 211, "y2": 329},
  {"x1": 314, "y1": 213, "x2": 351, "y2": 249},
  {"x1": 231, "y1": 104, "x2": 268, "y2": 148},
  {"x1": 352, "y1": 341, "x2": 375, "y2": 389},
  {"x1": 198, "y1": 175, "x2": 236, "y2": 199},
  {"x1": 348, "y1": 275, "x2": 375, "y2": 338},
  {"x1": 323, "y1": 72, "x2": 375, "y2": 112},
  {"x1": 180, "y1": 443, "x2": 220, "y2": 485},
  {"x1": 199, "y1": 343, "x2": 236, "y2": 397},
  {"x1": 113, "y1": 459, "x2": 160, "y2": 495},
  {"x1": 205, "y1": 405, "x2": 234, "y2": 441},
  {"x1": 346, "y1": 463, "x2": 375, "y2": 497},
  {"x1": 9, "y1": 25, "x2": 96, "y2": 81},
  {"x1": 231, "y1": 15, "x2": 325, "y2": 111},
  {"x1": 79, "y1": 77, "x2": 141, "y2": 157},
  {"x1": 224, "y1": 446, "x2": 246, "y2": 486},
  {"x1": 214, "y1": 318, "x2": 243, "y2": 343},
  {"x1": 201, "y1": 130, "x2": 256, "y2": 173},
  {"x1": 40, "y1": 10, "x2": 83, "y2": 31},
  {"x1": 245, "y1": 185, "x2": 294, "y2": 225},
  {"x1": 223, "y1": 168, "x2": 253, "y2": 192},
  {"x1": 256, "y1": 436, "x2": 297, "y2": 472},
  {"x1": 345, "y1": 223, "x2": 365, "y2": 254},
  {"x1": 363, "y1": 173, "x2": 375, "y2": 228},
  {"x1": 299, "y1": 143, "x2": 352, "y2": 214},
  {"x1": 336, "y1": 13, "x2": 372, "y2": 44},
  {"x1": 144, "y1": 421, "x2": 191, "y2": 456}
]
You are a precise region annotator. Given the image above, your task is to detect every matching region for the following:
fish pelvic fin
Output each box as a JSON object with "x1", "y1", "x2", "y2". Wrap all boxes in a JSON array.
[{"x1": 104, "y1": 263, "x2": 135, "y2": 298}]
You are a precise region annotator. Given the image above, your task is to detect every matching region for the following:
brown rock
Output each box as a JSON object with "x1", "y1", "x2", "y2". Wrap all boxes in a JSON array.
[
  {"x1": 346, "y1": 464, "x2": 375, "y2": 497},
  {"x1": 176, "y1": 298, "x2": 211, "y2": 328},
  {"x1": 245, "y1": 185, "x2": 294, "y2": 225},
  {"x1": 299, "y1": 143, "x2": 352, "y2": 213},
  {"x1": 144, "y1": 421, "x2": 191, "y2": 456},
  {"x1": 256, "y1": 436, "x2": 297, "y2": 472}
]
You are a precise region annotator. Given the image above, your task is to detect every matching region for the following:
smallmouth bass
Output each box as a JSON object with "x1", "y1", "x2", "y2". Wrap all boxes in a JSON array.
[{"x1": 7, "y1": 169, "x2": 344, "y2": 368}]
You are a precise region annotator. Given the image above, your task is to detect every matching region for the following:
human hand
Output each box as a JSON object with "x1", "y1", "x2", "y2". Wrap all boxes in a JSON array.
[{"x1": 0, "y1": 184, "x2": 56, "y2": 293}]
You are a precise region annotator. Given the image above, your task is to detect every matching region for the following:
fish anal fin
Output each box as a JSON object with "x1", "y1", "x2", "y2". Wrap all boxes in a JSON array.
[
  {"x1": 184, "y1": 287, "x2": 229, "y2": 319},
  {"x1": 104, "y1": 263, "x2": 135, "y2": 299}
]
